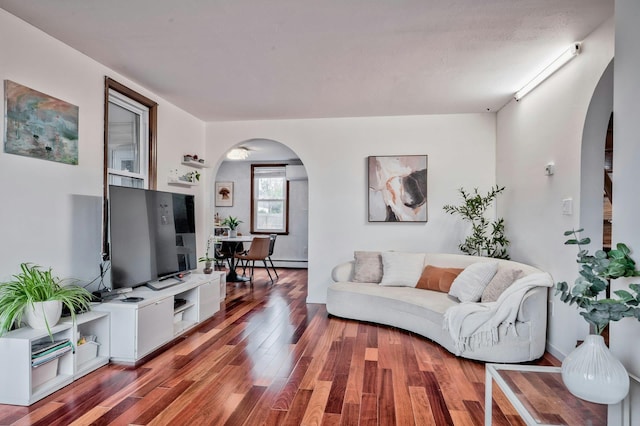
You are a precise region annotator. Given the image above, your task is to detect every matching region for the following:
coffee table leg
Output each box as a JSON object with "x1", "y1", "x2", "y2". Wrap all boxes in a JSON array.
[{"x1": 485, "y1": 367, "x2": 493, "y2": 425}]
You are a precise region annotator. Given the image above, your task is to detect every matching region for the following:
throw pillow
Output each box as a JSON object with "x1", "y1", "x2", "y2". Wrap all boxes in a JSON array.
[
  {"x1": 448, "y1": 262, "x2": 499, "y2": 302},
  {"x1": 415, "y1": 265, "x2": 464, "y2": 292},
  {"x1": 481, "y1": 268, "x2": 524, "y2": 303},
  {"x1": 379, "y1": 252, "x2": 426, "y2": 287},
  {"x1": 353, "y1": 251, "x2": 383, "y2": 283}
]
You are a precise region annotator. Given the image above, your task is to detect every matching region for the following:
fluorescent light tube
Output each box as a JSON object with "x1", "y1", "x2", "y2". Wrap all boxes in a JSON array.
[{"x1": 514, "y1": 42, "x2": 581, "y2": 101}]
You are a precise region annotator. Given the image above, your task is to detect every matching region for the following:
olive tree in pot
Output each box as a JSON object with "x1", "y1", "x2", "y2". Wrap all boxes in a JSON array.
[
  {"x1": 442, "y1": 185, "x2": 510, "y2": 259},
  {"x1": 0, "y1": 263, "x2": 92, "y2": 339},
  {"x1": 555, "y1": 229, "x2": 640, "y2": 404}
]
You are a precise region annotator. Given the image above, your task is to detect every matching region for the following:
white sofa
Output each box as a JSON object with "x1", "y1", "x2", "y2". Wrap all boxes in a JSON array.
[{"x1": 327, "y1": 253, "x2": 550, "y2": 363}]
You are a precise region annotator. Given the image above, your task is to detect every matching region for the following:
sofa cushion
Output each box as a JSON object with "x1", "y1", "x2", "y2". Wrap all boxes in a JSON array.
[
  {"x1": 449, "y1": 261, "x2": 498, "y2": 302},
  {"x1": 353, "y1": 251, "x2": 383, "y2": 283},
  {"x1": 481, "y1": 267, "x2": 524, "y2": 303},
  {"x1": 380, "y1": 252, "x2": 425, "y2": 287},
  {"x1": 416, "y1": 265, "x2": 464, "y2": 292}
]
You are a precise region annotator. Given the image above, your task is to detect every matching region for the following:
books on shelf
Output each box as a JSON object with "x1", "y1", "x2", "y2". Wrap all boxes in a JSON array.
[{"x1": 31, "y1": 339, "x2": 73, "y2": 367}]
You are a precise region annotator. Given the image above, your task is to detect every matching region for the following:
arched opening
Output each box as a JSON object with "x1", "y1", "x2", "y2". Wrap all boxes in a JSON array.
[
  {"x1": 580, "y1": 59, "x2": 614, "y2": 339},
  {"x1": 211, "y1": 139, "x2": 309, "y2": 276}
]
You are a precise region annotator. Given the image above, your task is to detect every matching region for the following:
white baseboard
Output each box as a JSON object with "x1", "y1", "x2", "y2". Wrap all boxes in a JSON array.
[{"x1": 546, "y1": 341, "x2": 567, "y2": 361}]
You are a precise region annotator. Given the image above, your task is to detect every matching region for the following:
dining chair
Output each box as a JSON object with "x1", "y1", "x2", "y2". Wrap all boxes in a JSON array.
[
  {"x1": 267, "y1": 234, "x2": 279, "y2": 278},
  {"x1": 234, "y1": 237, "x2": 273, "y2": 284}
]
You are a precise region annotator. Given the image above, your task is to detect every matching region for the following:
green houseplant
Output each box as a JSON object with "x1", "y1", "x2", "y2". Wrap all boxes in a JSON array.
[
  {"x1": 555, "y1": 228, "x2": 640, "y2": 334},
  {"x1": 442, "y1": 185, "x2": 510, "y2": 259},
  {"x1": 221, "y1": 215, "x2": 242, "y2": 230},
  {"x1": 221, "y1": 215, "x2": 242, "y2": 237},
  {"x1": 0, "y1": 263, "x2": 93, "y2": 338}
]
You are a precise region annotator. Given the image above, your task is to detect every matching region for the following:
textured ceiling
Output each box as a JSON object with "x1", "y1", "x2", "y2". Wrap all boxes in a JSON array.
[{"x1": 0, "y1": 0, "x2": 613, "y2": 121}]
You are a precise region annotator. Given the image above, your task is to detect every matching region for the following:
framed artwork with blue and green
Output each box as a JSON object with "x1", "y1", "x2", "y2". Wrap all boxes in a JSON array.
[{"x1": 4, "y1": 80, "x2": 79, "y2": 165}]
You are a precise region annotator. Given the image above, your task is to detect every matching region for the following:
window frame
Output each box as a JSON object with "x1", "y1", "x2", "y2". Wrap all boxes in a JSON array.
[{"x1": 250, "y1": 164, "x2": 290, "y2": 235}]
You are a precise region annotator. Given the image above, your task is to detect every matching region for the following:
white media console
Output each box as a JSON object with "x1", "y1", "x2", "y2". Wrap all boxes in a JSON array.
[
  {"x1": 0, "y1": 272, "x2": 225, "y2": 405},
  {"x1": 94, "y1": 271, "x2": 225, "y2": 364}
]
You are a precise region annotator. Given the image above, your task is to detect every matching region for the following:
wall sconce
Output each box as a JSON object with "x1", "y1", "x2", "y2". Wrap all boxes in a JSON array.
[
  {"x1": 515, "y1": 43, "x2": 582, "y2": 101},
  {"x1": 226, "y1": 147, "x2": 251, "y2": 160},
  {"x1": 545, "y1": 163, "x2": 555, "y2": 176}
]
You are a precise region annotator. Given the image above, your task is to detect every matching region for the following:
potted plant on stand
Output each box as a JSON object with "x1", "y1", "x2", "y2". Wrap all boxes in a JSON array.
[
  {"x1": 221, "y1": 216, "x2": 242, "y2": 238},
  {"x1": 555, "y1": 229, "x2": 640, "y2": 404},
  {"x1": 0, "y1": 263, "x2": 93, "y2": 339}
]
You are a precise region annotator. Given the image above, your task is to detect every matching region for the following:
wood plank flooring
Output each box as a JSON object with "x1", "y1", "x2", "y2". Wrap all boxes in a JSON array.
[{"x1": 0, "y1": 268, "x2": 605, "y2": 425}]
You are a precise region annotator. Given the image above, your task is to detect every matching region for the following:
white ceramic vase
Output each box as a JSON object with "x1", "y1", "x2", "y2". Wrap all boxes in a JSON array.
[
  {"x1": 24, "y1": 300, "x2": 62, "y2": 330},
  {"x1": 561, "y1": 334, "x2": 629, "y2": 404},
  {"x1": 229, "y1": 229, "x2": 238, "y2": 238}
]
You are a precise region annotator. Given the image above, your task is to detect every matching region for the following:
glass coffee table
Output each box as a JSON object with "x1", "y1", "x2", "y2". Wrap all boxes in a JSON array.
[{"x1": 485, "y1": 364, "x2": 629, "y2": 426}]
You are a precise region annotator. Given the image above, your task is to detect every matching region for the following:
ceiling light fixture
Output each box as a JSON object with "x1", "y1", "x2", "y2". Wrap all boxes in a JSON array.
[
  {"x1": 226, "y1": 147, "x2": 250, "y2": 160},
  {"x1": 514, "y1": 42, "x2": 582, "y2": 101}
]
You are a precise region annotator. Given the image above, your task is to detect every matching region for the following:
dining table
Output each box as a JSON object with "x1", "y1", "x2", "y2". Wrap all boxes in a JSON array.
[{"x1": 217, "y1": 235, "x2": 254, "y2": 282}]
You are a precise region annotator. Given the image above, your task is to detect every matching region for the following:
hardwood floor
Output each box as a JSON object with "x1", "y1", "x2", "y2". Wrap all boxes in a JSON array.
[{"x1": 0, "y1": 268, "x2": 603, "y2": 425}]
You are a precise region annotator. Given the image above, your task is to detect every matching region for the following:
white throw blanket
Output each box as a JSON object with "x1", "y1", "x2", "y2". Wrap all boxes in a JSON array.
[{"x1": 443, "y1": 272, "x2": 553, "y2": 355}]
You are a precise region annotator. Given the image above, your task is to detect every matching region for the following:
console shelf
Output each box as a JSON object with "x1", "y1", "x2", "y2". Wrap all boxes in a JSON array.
[
  {"x1": 94, "y1": 272, "x2": 223, "y2": 365},
  {"x1": 0, "y1": 310, "x2": 110, "y2": 406}
]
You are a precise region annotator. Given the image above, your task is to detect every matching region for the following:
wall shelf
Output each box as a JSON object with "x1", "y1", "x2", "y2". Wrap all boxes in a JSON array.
[
  {"x1": 181, "y1": 159, "x2": 208, "y2": 169},
  {"x1": 168, "y1": 178, "x2": 199, "y2": 187}
]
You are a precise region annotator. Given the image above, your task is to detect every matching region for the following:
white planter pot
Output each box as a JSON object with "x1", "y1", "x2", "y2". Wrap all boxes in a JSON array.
[
  {"x1": 229, "y1": 229, "x2": 238, "y2": 238},
  {"x1": 561, "y1": 334, "x2": 629, "y2": 404},
  {"x1": 24, "y1": 300, "x2": 62, "y2": 330}
]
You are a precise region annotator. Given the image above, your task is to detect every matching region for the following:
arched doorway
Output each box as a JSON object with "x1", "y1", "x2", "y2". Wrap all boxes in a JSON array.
[
  {"x1": 212, "y1": 139, "x2": 309, "y2": 271},
  {"x1": 580, "y1": 59, "x2": 613, "y2": 339},
  {"x1": 580, "y1": 60, "x2": 613, "y2": 253}
]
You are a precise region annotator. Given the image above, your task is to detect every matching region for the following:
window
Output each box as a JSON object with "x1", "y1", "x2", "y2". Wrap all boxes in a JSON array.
[{"x1": 251, "y1": 165, "x2": 289, "y2": 234}]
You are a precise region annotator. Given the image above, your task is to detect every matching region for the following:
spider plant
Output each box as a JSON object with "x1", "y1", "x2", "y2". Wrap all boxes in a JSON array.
[{"x1": 0, "y1": 263, "x2": 93, "y2": 338}]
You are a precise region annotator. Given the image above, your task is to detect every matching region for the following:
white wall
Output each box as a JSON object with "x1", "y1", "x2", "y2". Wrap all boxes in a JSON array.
[
  {"x1": 206, "y1": 114, "x2": 496, "y2": 302},
  {"x1": 214, "y1": 160, "x2": 309, "y2": 267},
  {"x1": 613, "y1": 0, "x2": 640, "y2": 419},
  {"x1": 0, "y1": 9, "x2": 206, "y2": 287},
  {"x1": 496, "y1": 18, "x2": 614, "y2": 358}
]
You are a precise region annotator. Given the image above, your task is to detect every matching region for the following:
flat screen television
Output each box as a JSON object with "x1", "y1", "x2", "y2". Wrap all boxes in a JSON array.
[{"x1": 108, "y1": 185, "x2": 197, "y2": 291}]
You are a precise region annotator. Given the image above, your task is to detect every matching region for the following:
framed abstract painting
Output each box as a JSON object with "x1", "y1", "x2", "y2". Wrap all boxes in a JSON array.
[
  {"x1": 4, "y1": 80, "x2": 79, "y2": 165},
  {"x1": 368, "y1": 155, "x2": 428, "y2": 222}
]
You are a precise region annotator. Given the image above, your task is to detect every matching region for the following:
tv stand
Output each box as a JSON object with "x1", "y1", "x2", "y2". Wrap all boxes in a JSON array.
[{"x1": 93, "y1": 272, "x2": 224, "y2": 365}]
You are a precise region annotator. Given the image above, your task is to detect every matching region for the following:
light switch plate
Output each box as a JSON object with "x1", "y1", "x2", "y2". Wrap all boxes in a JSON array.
[{"x1": 562, "y1": 198, "x2": 573, "y2": 215}]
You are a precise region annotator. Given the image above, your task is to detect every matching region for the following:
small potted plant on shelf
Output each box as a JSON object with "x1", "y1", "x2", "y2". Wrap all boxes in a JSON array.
[
  {"x1": 555, "y1": 229, "x2": 640, "y2": 404},
  {"x1": 0, "y1": 263, "x2": 93, "y2": 339},
  {"x1": 198, "y1": 236, "x2": 215, "y2": 274},
  {"x1": 221, "y1": 216, "x2": 242, "y2": 238}
]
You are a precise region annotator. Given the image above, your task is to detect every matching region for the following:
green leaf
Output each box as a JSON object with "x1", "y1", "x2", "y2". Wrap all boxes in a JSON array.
[
  {"x1": 614, "y1": 290, "x2": 635, "y2": 302},
  {"x1": 564, "y1": 230, "x2": 576, "y2": 236},
  {"x1": 617, "y1": 243, "x2": 631, "y2": 255}
]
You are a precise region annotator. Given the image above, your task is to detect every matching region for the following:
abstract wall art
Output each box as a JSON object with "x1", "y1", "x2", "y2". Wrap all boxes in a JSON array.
[
  {"x1": 368, "y1": 155, "x2": 428, "y2": 222},
  {"x1": 4, "y1": 80, "x2": 79, "y2": 165}
]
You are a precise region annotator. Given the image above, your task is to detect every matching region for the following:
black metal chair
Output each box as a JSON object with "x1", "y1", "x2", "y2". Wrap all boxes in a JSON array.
[
  {"x1": 214, "y1": 241, "x2": 244, "y2": 270},
  {"x1": 267, "y1": 234, "x2": 279, "y2": 278}
]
